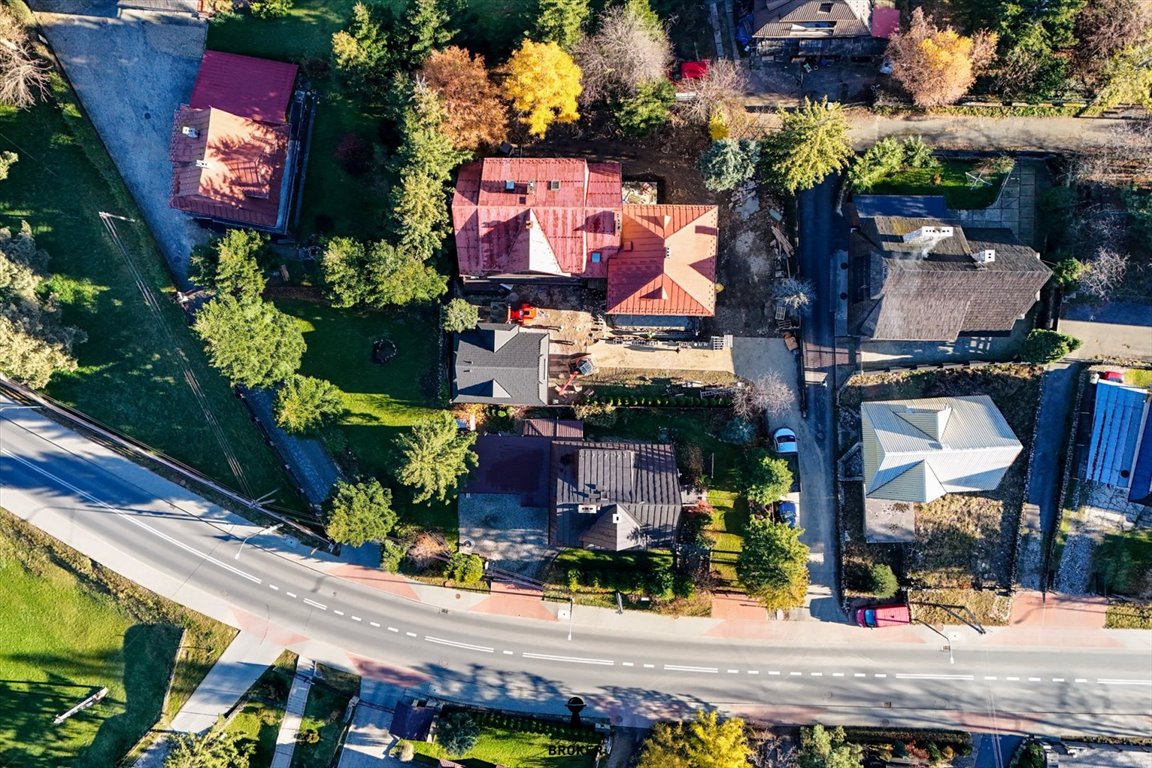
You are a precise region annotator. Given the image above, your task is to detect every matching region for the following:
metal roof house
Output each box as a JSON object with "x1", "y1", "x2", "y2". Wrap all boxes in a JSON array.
[
  {"x1": 847, "y1": 210, "x2": 1051, "y2": 342},
  {"x1": 169, "y1": 51, "x2": 306, "y2": 233},
  {"x1": 750, "y1": 0, "x2": 884, "y2": 60},
  {"x1": 861, "y1": 395, "x2": 1023, "y2": 542},
  {"x1": 452, "y1": 323, "x2": 550, "y2": 406},
  {"x1": 1084, "y1": 379, "x2": 1152, "y2": 504}
]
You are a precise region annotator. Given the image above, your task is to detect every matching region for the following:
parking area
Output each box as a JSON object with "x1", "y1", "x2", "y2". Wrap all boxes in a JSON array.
[
  {"x1": 31, "y1": 0, "x2": 209, "y2": 283},
  {"x1": 458, "y1": 494, "x2": 553, "y2": 580}
]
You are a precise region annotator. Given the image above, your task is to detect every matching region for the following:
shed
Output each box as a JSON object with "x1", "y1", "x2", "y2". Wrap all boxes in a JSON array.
[{"x1": 1084, "y1": 380, "x2": 1151, "y2": 491}]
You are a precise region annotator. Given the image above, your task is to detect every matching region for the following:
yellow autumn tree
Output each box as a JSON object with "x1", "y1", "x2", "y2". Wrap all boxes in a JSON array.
[
  {"x1": 636, "y1": 710, "x2": 751, "y2": 768},
  {"x1": 501, "y1": 40, "x2": 582, "y2": 137},
  {"x1": 886, "y1": 9, "x2": 996, "y2": 107}
]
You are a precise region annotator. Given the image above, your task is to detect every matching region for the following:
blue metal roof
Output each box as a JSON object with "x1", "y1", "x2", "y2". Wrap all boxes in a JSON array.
[
  {"x1": 1085, "y1": 380, "x2": 1149, "y2": 488},
  {"x1": 852, "y1": 195, "x2": 951, "y2": 219},
  {"x1": 1128, "y1": 412, "x2": 1152, "y2": 503}
]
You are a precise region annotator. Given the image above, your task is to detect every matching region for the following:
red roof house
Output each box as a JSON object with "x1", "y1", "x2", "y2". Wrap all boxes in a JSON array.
[
  {"x1": 608, "y1": 205, "x2": 719, "y2": 317},
  {"x1": 451, "y1": 158, "x2": 720, "y2": 318},
  {"x1": 169, "y1": 51, "x2": 300, "y2": 232}
]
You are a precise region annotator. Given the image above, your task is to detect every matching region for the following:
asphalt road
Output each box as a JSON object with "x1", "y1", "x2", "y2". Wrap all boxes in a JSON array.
[{"x1": 1, "y1": 401, "x2": 1150, "y2": 735}]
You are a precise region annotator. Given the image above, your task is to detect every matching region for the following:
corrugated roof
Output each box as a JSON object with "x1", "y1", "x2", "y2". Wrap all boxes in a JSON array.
[
  {"x1": 861, "y1": 395, "x2": 1022, "y2": 503},
  {"x1": 452, "y1": 158, "x2": 622, "y2": 277},
  {"x1": 452, "y1": 323, "x2": 549, "y2": 406},
  {"x1": 521, "y1": 418, "x2": 585, "y2": 438},
  {"x1": 1129, "y1": 406, "x2": 1152, "y2": 504},
  {"x1": 606, "y1": 205, "x2": 718, "y2": 316},
  {"x1": 189, "y1": 51, "x2": 298, "y2": 125},
  {"x1": 1085, "y1": 380, "x2": 1149, "y2": 488},
  {"x1": 169, "y1": 105, "x2": 289, "y2": 229}
]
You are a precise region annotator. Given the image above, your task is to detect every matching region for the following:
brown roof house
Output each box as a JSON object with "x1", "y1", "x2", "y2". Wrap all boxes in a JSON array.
[
  {"x1": 451, "y1": 158, "x2": 719, "y2": 328},
  {"x1": 169, "y1": 51, "x2": 305, "y2": 233},
  {"x1": 861, "y1": 396, "x2": 1023, "y2": 542},
  {"x1": 750, "y1": 0, "x2": 884, "y2": 60},
  {"x1": 847, "y1": 209, "x2": 1051, "y2": 342}
]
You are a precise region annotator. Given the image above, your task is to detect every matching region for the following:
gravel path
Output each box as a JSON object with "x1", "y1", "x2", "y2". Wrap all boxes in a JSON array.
[{"x1": 31, "y1": 1, "x2": 209, "y2": 285}]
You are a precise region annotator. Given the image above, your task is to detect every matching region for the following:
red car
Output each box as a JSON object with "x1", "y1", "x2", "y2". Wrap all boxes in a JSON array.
[{"x1": 855, "y1": 603, "x2": 911, "y2": 628}]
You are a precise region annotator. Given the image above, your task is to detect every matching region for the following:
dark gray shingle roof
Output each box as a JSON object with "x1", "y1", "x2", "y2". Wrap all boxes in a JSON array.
[
  {"x1": 753, "y1": 0, "x2": 871, "y2": 38},
  {"x1": 452, "y1": 323, "x2": 549, "y2": 406}
]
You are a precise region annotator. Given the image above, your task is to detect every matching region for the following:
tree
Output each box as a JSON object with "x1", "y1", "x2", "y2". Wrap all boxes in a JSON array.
[
  {"x1": 732, "y1": 372, "x2": 793, "y2": 419},
  {"x1": 573, "y1": 4, "x2": 672, "y2": 103},
  {"x1": 0, "y1": 5, "x2": 49, "y2": 109},
  {"x1": 737, "y1": 517, "x2": 809, "y2": 609},
  {"x1": 0, "y1": 150, "x2": 17, "y2": 181},
  {"x1": 331, "y1": 2, "x2": 395, "y2": 98},
  {"x1": 250, "y1": 0, "x2": 293, "y2": 18},
  {"x1": 437, "y1": 711, "x2": 480, "y2": 756},
  {"x1": 533, "y1": 0, "x2": 590, "y2": 50},
  {"x1": 1074, "y1": 0, "x2": 1152, "y2": 84},
  {"x1": 0, "y1": 222, "x2": 85, "y2": 388},
  {"x1": 397, "y1": 410, "x2": 478, "y2": 503},
  {"x1": 447, "y1": 551, "x2": 485, "y2": 584},
  {"x1": 397, "y1": 740, "x2": 415, "y2": 762},
  {"x1": 419, "y1": 46, "x2": 509, "y2": 151},
  {"x1": 1078, "y1": 247, "x2": 1129, "y2": 301},
  {"x1": 797, "y1": 725, "x2": 864, "y2": 768},
  {"x1": 501, "y1": 40, "x2": 582, "y2": 137},
  {"x1": 636, "y1": 710, "x2": 751, "y2": 768},
  {"x1": 744, "y1": 451, "x2": 793, "y2": 505},
  {"x1": 771, "y1": 277, "x2": 815, "y2": 314},
  {"x1": 212, "y1": 230, "x2": 266, "y2": 301},
  {"x1": 614, "y1": 79, "x2": 675, "y2": 136},
  {"x1": 762, "y1": 98, "x2": 854, "y2": 193},
  {"x1": 402, "y1": 0, "x2": 454, "y2": 66},
  {"x1": 1050, "y1": 257, "x2": 1083, "y2": 288},
  {"x1": 1019, "y1": 329, "x2": 1082, "y2": 363},
  {"x1": 442, "y1": 297, "x2": 479, "y2": 333},
  {"x1": 680, "y1": 58, "x2": 748, "y2": 129},
  {"x1": 320, "y1": 237, "x2": 369, "y2": 309},
  {"x1": 886, "y1": 9, "x2": 997, "y2": 108},
  {"x1": 321, "y1": 236, "x2": 447, "y2": 309},
  {"x1": 698, "y1": 139, "x2": 760, "y2": 192},
  {"x1": 275, "y1": 374, "x2": 344, "y2": 433},
  {"x1": 164, "y1": 719, "x2": 252, "y2": 768},
  {"x1": 868, "y1": 563, "x2": 899, "y2": 598},
  {"x1": 193, "y1": 295, "x2": 305, "y2": 388},
  {"x1": 325, "y1": 478, "x2": 397, "y2": 546}
]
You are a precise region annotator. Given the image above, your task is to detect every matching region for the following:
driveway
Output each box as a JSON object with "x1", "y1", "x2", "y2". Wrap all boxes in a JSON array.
[{"x1": 31, "y1": 0, "x2": 208, "y2": 285}]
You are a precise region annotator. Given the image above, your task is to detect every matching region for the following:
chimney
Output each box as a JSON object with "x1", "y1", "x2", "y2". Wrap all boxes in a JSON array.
[
  {"x1": 973, "y1": 248, "x2": 996, "y2": 264},
  {"x1": 901, "y1": 225, "x2": 954, "y2": 243}
]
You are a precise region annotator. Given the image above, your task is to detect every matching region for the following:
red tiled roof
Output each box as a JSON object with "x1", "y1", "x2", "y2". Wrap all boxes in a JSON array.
[
  {"x1": 169, "y1": 105, "x2": 289, "y2": 229},
  {"x1": 452, "y1": 158, "x2": 622, "y2": 277},
  {"x1": 189, "y1": 51, "x2": 298, "y2": 125},
  {"x1": 606, "y1": 205, "x2": 719, "y2": 316}
]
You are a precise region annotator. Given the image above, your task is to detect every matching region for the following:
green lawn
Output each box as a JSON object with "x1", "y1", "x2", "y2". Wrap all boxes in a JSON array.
[
  {"x1": 1124, "y1": 368, "x2": 1152, "y2": 388},
  {"x1": 1093, "y1": 528, "x2": 1152, "y2": 597},
  {"x1": 0, "y1": 510, "x2": 235, "y2": 768},
  {"x1": 706, "y1": 489, "x2": 747, "y2": 583},
  {"x1": 412, "y1": 710, "x2": 599, "y2": 768},
  {"x1": 275, "y1": 299, "x2": 456, "y2": 531},
  {"x1": 866, "y1": 160, "x2": 1008, "y2": 209},
  {"x1": 0, "y1": 62, "x2": 296, "y2": 506},
  {"x1": 223, "y1": 652, "x2": 297, "y2": 768},
  {"x1": 292, "y1": 668, "x2": 360, "y2": 768}
]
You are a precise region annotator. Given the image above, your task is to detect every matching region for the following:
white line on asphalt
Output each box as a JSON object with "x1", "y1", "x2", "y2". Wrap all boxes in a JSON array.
[
  {"x1": 406, "y1": 632, "x2": 417, "y2": 637},
  {"x1": 985, "y1": 676, "x2": 998, "y2": 681},
  {"x1": 832, "y1": 673, "x2": 844, "y2": 677},
  {"x1": 425, "y1": 636, "x2": 494, "y2": 653},
  {"x1": 1075, "y1": 678, "x2": 1088, "y2": 683},
  {"x1": 1028, "y1": 677, "x2": 1041, "y2": 682},
  {"x1": 525, "y1": 653, "x2": 614, "y2": 666},
  {"x1": 388, "y1": 627, "x2": 399, "y2": 633},
  {"x1": 370, "y1": 621, "x2": 380, "y2": 627},
  {"x1": 2, "y1": 451, "x2": 263, "y2": 585},
  {"x1": 622, "y1": 662, "x2": 634, "y2": 667},
  {"x1": 643, "y1": 664, "x2": 655, "y2": 668},
  {"x1": 333, "y1": 610, "x2": 345, "y2": 616},
  {"x1": 1098, "y1": 679, "x2": 1152, "y2": 686},
  {"x1": 269, "y1": 584, "x2": 278, "y2": 590},
  {"x1": 748, "y1": 671, "x2": 759, "y2": 675},
  {"x1": 1006, "y1": 676, "x2": 1020, "y2": 681},
  {"x1": 503, "y1": 650, "x2": 514, "y2": 655},
  {"x1": 728, "y1": 669, "x2": 739, "y2": 674},
  {"x1": 286, "y1": 592, "x2": 297, "y2": 598},
  {"x1": 303, "y1": 599, "x2": 327, "y2": 610},
  {"x1": 874, "y1": 674, "x2": 887, "y2": 678},
  {"x1": 790, "y1": 672, "x2": 803, "y2": 676},
  {"x1": 810, "y1": 672, "x2": 823, "y2": 677},
  {"x1": 1052, "y1": 678, "x2": 1064, "y2": 682},
  {"x1": 896, "y1": 674, "x2": 973, "y2": 681},
  {"x1": 351, "y1": 616, "x2": 362, "y2": 622},
  {"x1": 769, "y1": 671, "x2": 781, "y2": 676},
  {"x1": 664, "y1": 665, "x2": 718, "y2": 674},
  {"x1": 854, "y1": 673, "x2": 866, "y2": 678}
]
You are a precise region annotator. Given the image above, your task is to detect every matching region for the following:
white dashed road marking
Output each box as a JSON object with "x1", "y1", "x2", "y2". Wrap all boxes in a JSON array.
[
  {"x1": 369, "y1": 621, "x2": 380, "y2": 627},
  {"x1": 664, "y1": 665, "x2": 718, "y2": 674},
  {"x1": 406, "y1": 631, "x2": 417, "y2": 637},
  {"x1": 525, "y1": 653, "x2": 614, "y2": 666},
  {"x1": 269, "y1": 584, "x2": 278, "y2": 591},
  {"x1": 351, "y1": 616, "x2": 362, "y2": 622},
  {"x1": 387, "y1": 627, "x2": 399, "y2": 633},
  {"x1": 896, "y1": 674, "x2": 974, "y2": 681},
  {"x1": 333, "y1": 610, "x2": 345, "y2": 616},
  {"x1": 286, "y1": 592, "x2": 297, "y2": 598},
  {"x1": 425, "y1": 636, "x2": 494, "y2": 653}
]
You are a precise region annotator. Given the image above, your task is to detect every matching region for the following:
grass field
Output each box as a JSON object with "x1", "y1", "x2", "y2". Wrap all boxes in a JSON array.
[
  {"x1": 1093, "y1": 528, "x2": 1152, "y2": 598},
  {"x1": 222, "y1": 652, "x2": 297, "y2": 767},
  {"x1": 412, "y1": 709, "x2": 599, "y2": 768},
  {"x1": 866, "y1": 160, "x2": 1008, "y2": 209},
  {"x1": 293, "y1": 667, "x2": 360, "y2": 768},
  {"x1": 706, "y1": 489, "x2": 748, "y2": 584},
  {"x1": 0, "y1": 510, "x2": 235, "y2": 767},
  {"x1": 0, "y1": 59, "x2": 295, "y2": 505},
  {"x1": 276, "y1": 298, "x2": 456, "y2": 531}
]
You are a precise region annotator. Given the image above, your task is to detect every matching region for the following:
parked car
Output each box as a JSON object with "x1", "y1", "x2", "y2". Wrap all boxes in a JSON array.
[
  {"x1": 778, "y1": 500, "x2": 798, "y2": 528},
  {"x1": 855, "y1": 603, "x2": 911, "y2": 628},
  {"x1": 773, "y1": 427, "x2": 798, "y2": 455}
]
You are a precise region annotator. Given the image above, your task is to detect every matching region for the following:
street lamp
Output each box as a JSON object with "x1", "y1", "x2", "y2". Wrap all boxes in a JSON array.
[
  {"x1": 235, "y1": 523, "x2": 281, "y2": 559},
  {"x1": 567, "y1": 597, "x2": 575, "y2": 642}
]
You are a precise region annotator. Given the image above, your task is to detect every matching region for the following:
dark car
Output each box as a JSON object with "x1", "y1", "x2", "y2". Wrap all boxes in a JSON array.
[{"x1": 778, "y1": 500, "x2": 798, "y2": 528}]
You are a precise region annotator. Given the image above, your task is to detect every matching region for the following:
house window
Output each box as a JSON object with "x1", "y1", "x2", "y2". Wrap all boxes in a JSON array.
[
  {"x1": 818, "y1": 2, "x2": 833, "y2": 11},
  {"x1": 549, "y1": 180, "x2": 561, "y2": 191},
  {"x1": 591, "y1": 251, "x2": 602, "y2": 263}
]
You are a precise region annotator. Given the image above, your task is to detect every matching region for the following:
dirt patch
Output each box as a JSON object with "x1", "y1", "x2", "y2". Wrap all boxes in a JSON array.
[{"x1": 910, "y1": 589, "x2": 1013, "y2": 626}]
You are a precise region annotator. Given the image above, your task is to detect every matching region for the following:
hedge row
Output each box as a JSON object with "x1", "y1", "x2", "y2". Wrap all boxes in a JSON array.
[
  {"x1": 586, "y1": 395, "x2": 733, "y2": 408},
  {"x1": 843, "y1": 727, "x2": 973, "y2": 750},
  {"x1": 470, "y1": 710, "x2": 597, "y2": 741}
]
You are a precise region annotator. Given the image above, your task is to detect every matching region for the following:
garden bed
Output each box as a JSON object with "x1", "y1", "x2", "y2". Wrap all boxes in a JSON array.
[
  {"x1": 412, "y1": 707, "x2": 601, "y2": 768},
  {"x1": 864, "y1": 159, "x2": 1009, "y2": 209}
]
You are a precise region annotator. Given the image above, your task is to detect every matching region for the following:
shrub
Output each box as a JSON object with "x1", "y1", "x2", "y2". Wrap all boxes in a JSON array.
[
  {"x1": 297, "y1": 728, "x2": 320, "y2": 745},
  {"x1": 1051, "y1": 257, "x2": 1083, "y2": 288},
  {"x1": 573, "y1": 401, "x2": 618, "y2": 427},
  {"x1": 381, "y1": 540, "x2": 407, "y2": 572},
  {"x1": 437, "y1": 712, "x2": 480, "y2": 756},
  {"x1": 1019, "y1": 329, "x2": 1081, "y2": 364},
  {"x1": 615, "y1": 79, "x2": 675, "y2": 137},
  {"x1": 698, "y1": 138, "x2": 760, "y2": 191},
  {"x1": 398, "y1": 740, "x2": 415, "y2": 762},
  {"x1": 744, "y1": 450, "x2": 793, "y2": 505},
  {"x1": 447, "y1": 552, "x2": 485, "y2": 585},
  {"x1": 442, "y1": 297, "x2": 479, "y2": 333},
  {"x1": 250, "y1": 0, "x2": 292, "y2": 18},
  {"x1": 646, "y1": 562, "x2": 674, "y2": 599},
  {"x1": 869, "y1": 564, "x2": 899, "y2": 598},
  {"x1": 335, "y1": 132, "x2": 373, "y2": 177},
  {"x1": 719, "y1": 417, "x2": 756, "y2": 445}
]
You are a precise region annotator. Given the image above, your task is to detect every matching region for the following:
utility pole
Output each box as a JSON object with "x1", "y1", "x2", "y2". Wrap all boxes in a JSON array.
[{"x1": 236, "y1": 523, "x2": 281, "y2": 559}]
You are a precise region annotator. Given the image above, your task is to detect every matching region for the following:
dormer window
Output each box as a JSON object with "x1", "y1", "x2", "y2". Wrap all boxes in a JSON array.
[
  {"x1": 818, "y1": 2, "x2": 833, "y2": 12},
  {"x1": 548, "y1": 180, "x2": 561, "y2": 191}
]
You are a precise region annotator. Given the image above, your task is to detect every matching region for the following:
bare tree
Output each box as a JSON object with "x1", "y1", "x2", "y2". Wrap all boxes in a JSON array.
[
  {"x1": 1074, "y1": 0, "x2": 1152, "y2": 84},
  {"x1": 886, "y1": 9, "x2": 997, "y2": 108},
  {"x1": 0, "y1": 6, "x2": 49, "y2": 110},
  {"x1": 1073, "y1": 119, "x2": 1152, "y2": 186},
  {"x1": 1078, "y1": 247, "x2": 1129, "y2": 301},
  {"x1": 771, "y1": 277, "x2": 814, "y2": 314},
  {"x1": 733, "y1": 372, "x2": 794, "y2": 420},
  {"x1": 680, "y1": 58, "x2": 748, "y2": 125},
  {"x1": 572, "y1": 4, "x2": 672, "y2": 104}
]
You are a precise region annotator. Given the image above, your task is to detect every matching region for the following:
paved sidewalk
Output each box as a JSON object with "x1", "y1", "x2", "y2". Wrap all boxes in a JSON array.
[
  {"x1": 270, "y1": 657, "x2": 313, "y2": 768},
  {"x1": 133, "y1": 632, "x2": 285, "y2": 767}
]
